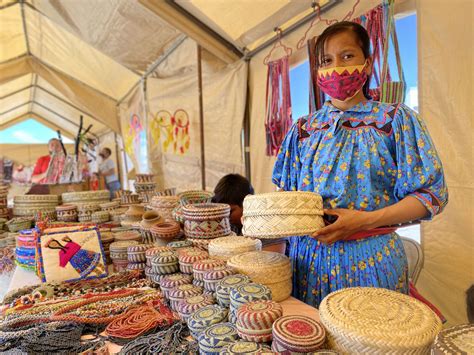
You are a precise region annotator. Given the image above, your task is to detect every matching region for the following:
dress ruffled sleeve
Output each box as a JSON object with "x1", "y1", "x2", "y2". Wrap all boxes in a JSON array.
[
  {"x1": 393, "y1": 104, "x2": 448, "y2": 219},
  {"x1": 272, "y1": 121, "x2": 301, "y2": 191}
]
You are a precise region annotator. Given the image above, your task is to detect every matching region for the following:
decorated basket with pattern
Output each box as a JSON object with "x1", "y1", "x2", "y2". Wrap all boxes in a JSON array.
[
  {"x1": 168, "y1": 239, "x2": 193, "y2": 250},
  {"x1": 169, "y1": 284, "x2": 204, "y2": 311},
  {"x1": 178, "y1": 190, "x2": 214, "y2": 206},
  {"x1": 187, "y1": 237, "x2": 214, "y2": 251},
  {"x1": 216, "y1": 274, "x2": 251, "y2": 308},
  {"x1": 209, "y1": 236, "x2": 262, "y2": 261},
  {"x1": 126, "y1": 261, "x2": 146, "y2": 271},
  {"x1": 127, "y1": 243, "x2": 149, "y2": 263},
  {"x1": 91, "y1": 211, "x2": 110, "y2": 224},
  {"x1": 36, "y1": 226, "x2": 108, "y2": 283},
  {"x1": 149, "y1": 195, "x2": 179, "y2": 222},
  {"x1": 198, "y1": 322, "x2": 239, "y2": 354},
  {"x1": 6, "y1": 217, "x2": 33, "y2": 232},
  {"x1": 219, "y1": 341, "x2": 273, "y2": 354},
  {"x1": 230, "y1": 283, "x2": 272, "y2": 315},
  {"x1": 272, "y1": 315, "x2": 326, "y2": 353},
  {"x1": 178, "y1": 247, "x2": 209, "y2": 274},
  {"x1": 204, "y1": 265, "x2": 237, "y2": 292},
  {"x1": 319, "y1": 287, "x2": 442, "y2": 354},
  {"x1": 242, "y1": 192, "x2": 324, "y2": 238},
  {"x1": 55, "y1": 205, "x2": 78, "y2": 222},
  {"x1": 227, "y1": 251, "x2": 291, "y2": 302},
  {"x1": 62, "y1": 190, "x2": 110, "y2": 205},
  {"x1": 150, "y1": 221, "x2": 181, "y2": 241},
  {"x1": 236, "y1": 300, "x2": 282, "y2": 343},
  {"x1": 192, "y1": 258, "x2": 227, "y2": 281},
  {"x1": 160, "y1": 273, "x2": 193, "y2": 298},
  {"x1": 99, "y1": 200, "x2": 121, "y2": 212},
  {"x1": 150, "y1": 251, "x2": 179, "y2": 275},
  {"x1": 177, "y1": 294, "x2": 215, "y2": 321},
  {"x1": 432, "y1": 323, "x2": 474, "y2": 355},
  {"x1": 187, "y1": 304, "x2": 229, "y2": 338},
  {"x1": 183, "y1": 203, "x2": 231, "y2": 239}
]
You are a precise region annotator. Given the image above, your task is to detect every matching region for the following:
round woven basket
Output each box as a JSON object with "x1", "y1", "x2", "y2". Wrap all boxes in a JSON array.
[
  {"x1": 183, "y1": 203, "x2": 231, "y2": 239},
  {"x1": 178, "y1": 248, "x2": 209, "y2": 274},
  {"x1": 160, "y1": 273, "x2": 193, "y2": 298},
  {"x1": 198, "y1": 322, "x2": 239, "y2": 354},
  {"x1": 203, "y1": 266, "x2": 237, "y2": 292},
  {"x1": 6, "y1": 217, "x2": 33, "y2": 232},
  {"x1": 216, "y1": 274, "x2": 251, "y2": 307},
  {"x1": 242, "y1": 192, "x2": 324, "y2": 238},
  {"x1": 91, "y1": 211, "x2": 110, "y2": 224},
  {"x1": 192, "y1": 258, "x2": 227, "y2": 280},
  {"x1": 187, "y1": 304, "x2": 228, "y2": 338},
  {"x1": 178, "y1": 190, "x2": 214, "y2": 206},
  {"x1": 14, "y1": 194, "x2": 59, "y2": 204},
  {"x1": 319, "y1": 287, "x2": 442, "y2": 354},
  {"x1": 177, "y1": 294, "x2": 215, "y2": 321},
  {"x1": 219, "y1": 341, "x2": 272, "y2": 354},
  {"x1": 168, "y1": 239, "x2": 193, "y2": 250},
  {"x1": 227, "y1": 251, "x2": 292, "y2": 302},
  {"x1": 169, "y1": 284, "x2": 204, "y2": 311},
  {"x1": 209, "y1": 236, "x2": 262, "y2": 261},
  {"x1": 432, "y1": 323, "x2": 473, "y2": 354},
  {"x1": 272, "y1": 315, "x2": 326, "y2": 353}
]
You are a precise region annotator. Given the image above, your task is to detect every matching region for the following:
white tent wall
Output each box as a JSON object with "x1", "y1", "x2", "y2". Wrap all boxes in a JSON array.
[{"x1": 416, "y1": 0, "x2": 473, "y2": 326}]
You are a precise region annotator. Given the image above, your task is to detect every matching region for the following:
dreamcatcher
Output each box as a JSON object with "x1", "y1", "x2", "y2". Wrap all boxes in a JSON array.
[
  {"x1": 151, "y1": 110, "x2": 174, "y2": 152},
  {"x1": 150, "y1": 109, "x2": 190, "y2": 155},
  {"x1": 173, "y1": 109, "x2": 190, "y2": 154}
]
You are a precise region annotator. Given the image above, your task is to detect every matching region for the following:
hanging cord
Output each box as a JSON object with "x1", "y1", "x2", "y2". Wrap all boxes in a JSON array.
[{"x1": 263, "y1": 28, "x2": 293, "y2": 65}]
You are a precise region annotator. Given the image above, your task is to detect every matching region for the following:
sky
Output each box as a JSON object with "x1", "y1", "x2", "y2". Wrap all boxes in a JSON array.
[
  {"x1": 1, "y1": 14, "x2": 417, "y2": 144},
  {"x1": 290, "y1": 13, "x2": 417, "y2": 120}
]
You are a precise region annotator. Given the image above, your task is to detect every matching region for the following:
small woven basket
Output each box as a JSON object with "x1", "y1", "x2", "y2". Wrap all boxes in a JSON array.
[
  {"x1": 242, "y1": 192, "x2": 324, "y2": 238},
  {"x1": 432, "y1": 323, "x2": 474, "y2": 354},
  {"x1": 319, "y1": 287, "x2": 442, "y2": 354}
]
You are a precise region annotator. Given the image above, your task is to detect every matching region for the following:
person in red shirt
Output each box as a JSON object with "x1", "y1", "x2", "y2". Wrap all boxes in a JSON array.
[{"x1": 31, "y1": 138, "x2": 62, "y2": 184}]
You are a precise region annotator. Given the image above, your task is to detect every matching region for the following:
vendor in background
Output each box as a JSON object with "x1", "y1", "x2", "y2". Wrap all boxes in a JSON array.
[
  {"x1": 98, "y1": 147, "x2": 120, "y2": 199},
  {"x1": 272, "y1": 21, "x2": 447, "y2": 308},
  {"x1": 212, "y1": 174, "x2": 254, "y2": 235},
  {"x1": 31, "y1": 138, "x2": 62, "y2": 184}
]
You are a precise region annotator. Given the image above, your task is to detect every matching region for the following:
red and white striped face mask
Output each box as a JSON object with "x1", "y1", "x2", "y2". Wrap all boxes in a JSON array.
[{"x1": 317, "y1": 62, "x2": 368, "y2": 101}]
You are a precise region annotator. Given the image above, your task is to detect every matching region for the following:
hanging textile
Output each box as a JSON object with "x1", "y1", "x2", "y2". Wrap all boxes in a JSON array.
[
  {"x1": 307, "y1": 37, "x2": 325, "y2": 114},
  {"x1": 265, "y1": 56, "x2": 292, "y2": 156}
]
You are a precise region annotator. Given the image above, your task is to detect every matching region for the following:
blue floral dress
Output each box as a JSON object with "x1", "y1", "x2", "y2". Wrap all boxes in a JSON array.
[{"x1": 272, "y1": 100, "x2": 448, "y2": 307}]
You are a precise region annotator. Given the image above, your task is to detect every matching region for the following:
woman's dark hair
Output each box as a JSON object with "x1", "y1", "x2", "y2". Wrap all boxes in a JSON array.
[
  {"x1": 212, "y1": 174, "x2": 254, "y2": 207},
  {"x1": 466, "y1": 284, "x2": 474, "y2": 323},
  {"x1": 315, "y1": 21, "x2": 372, "y2": 99}
]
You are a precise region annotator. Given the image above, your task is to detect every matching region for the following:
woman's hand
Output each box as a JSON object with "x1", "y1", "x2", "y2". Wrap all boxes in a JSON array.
[{"x1": 312, "y1": 208, "x2": 374, "y2": 244}]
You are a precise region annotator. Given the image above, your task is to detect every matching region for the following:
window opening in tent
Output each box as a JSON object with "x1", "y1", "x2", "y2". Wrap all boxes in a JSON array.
[
  {"x1": 289, "y1": 13, "x2": 420, "y2": 242},
  {"x1": 0, "y1": 118, "x2": 73, "y2": 144}
]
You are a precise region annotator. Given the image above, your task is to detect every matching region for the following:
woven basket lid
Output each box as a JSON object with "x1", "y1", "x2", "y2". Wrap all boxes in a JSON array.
[
  {"x1": 272, "y1": 315, "x2": 326, "y2": 352},
  {"x1": 109, "y1": 240, "x2": 139, "y2": 252},
  {"x1": 230, "y1": 283, "x2": 272, "y2": 305},
  {"x1": 183, "y1": 203, "x2": 230, "y2": 220},
  {"x1": 169, "y1": 284, "x2": 203, "y2": 300},
  {"x1": 178, "y1": 294, "x2": 215, "y2": 315},
  {"x1": 127, "y1": 244, "x2": 149, "y2": 253},
  {"x1": 14, "y1": 194, "x2": 59, "y2": 203},
  {"x1": 151, "y1": 195, "x2": 179, "y2": 205},
  {"x1": 432, "y1": 323, "x2": 474, "y2": 354},
  {"x1": 220, "y1": 341, "x2": 272, "y2": 354},
  {"x1": 208, "y1": 237, "x2": 262, "y2": 257},
  {"x1": 151, "y1": 251, "x2": 178, "y2": 265},
  {"x1": 237, "y1": 300, "x2": 283, "y2": 330},
  {"x1": 113, "y1": 230, "x2": 141, "y2": 242},
  {"x1": 146, "y1": 246, "x2": 173, "y2": 257},
  {"x1": 204, "y1": 266, "x2": 236, "y2": 281},
  {"x1": 227, "y1": 251, "x2": 291, "y2": 283},
  {"x1": 193, "y1": 258, "x2": 226, "y2": 272},
  {"x1": 243, "y1": 192, "x2": 323, "y2": 216},
  {"x1": 198, "y1": 322, "x2": 239, "y2": 349},
  {"x1": 55, "y1": 204, "x2": 77, "y2": 212},
  {"x1": 319, "y1": 287, "x2": 442, "y2": 353},
  {"x1": 62, "y1": 190, "x2": 110, "y2": 201},
  {"x1": 160, "y1": 273, "x2": 193, "y2": 289},
  {"x1": 178, "y1": 248, "x2": 209, "y2": 263},
  {"x1": 216, "y1": 274, "x2": 251, "y2": 293},
  {"x1": 126, "y1": 262, "x2": 146, "y2": 270},
  {"x1": 168, "y1": 240, "x2": 193, "y2": 249},
  {"x1": 188, "y1": 305, "x2": 228, "y2": 332},
  {"x1": 178, "y1": 190, "x2": 214, "y2": 205}
]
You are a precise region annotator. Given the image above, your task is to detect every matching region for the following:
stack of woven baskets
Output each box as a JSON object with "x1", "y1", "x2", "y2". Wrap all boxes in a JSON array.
[
  {"x1": 198, "y1": 322, "x2": 239, "y2": 354},
  {"x1": 192, "y1": 258, "x2": 226, "y2": 288},
  {"x1": 139, "y1": 211, "x2": 163, "y2": 244},
  {"x1": 182, "y1": 203, "x2": 232, "y2": 250},
  {"x1": 234, "y1": 300, "x2": 282, "y2": 343},
  {"x1": 228, "y1": 251, "x2": 292, "y2": 302},
  {"x1": 173, "y1": 190, "x2": 213, "y2": 226},
  {"x1": 148, "y1": 195, "x2": 179, "y2": 222},
  {"x1": 144, "y1": 246, "x2": 172, "y2": 282},
  {"x1": 99, "y1": 228, "x2": 115, "y2": 264},
  {"x1": 229, "y1": 283, "x2": 272, "y2": 324},
  {"x1": 272, "y1": 315, "x2": 326, "y2": 353},
  {"x1": 13, "y1": 195, "x2": 60, "y2": 221},
  {"x1": 0, "y1": 184, "x2": 9, "y2": 219},
  {"x1": 91, "y1": 211, "x2": 110, "y2": 224},
  {"x1": 127, "y1": 243, "x2": 149, "y2": 271},
  {"x1": 242, "y1": 191, "x2": 325, "y2": 238},
  {"x1": 14, "y1": 228, "x2": 39, "y2": 270},
  {"x1": 77, "y1": 204, "x2": 100, "y2": 223},
  {"x1": 109, "y1": 240, "x2": 138, "y2": 272},
  {"x1": 187, "y1": 305, "x2": 229, "y2": 340},
  {"x1": 318, "y1": 287, "x2": 442, "y2": 354},
  {"x1": 62, "y1": 190, "x2": 110, "y2": 207},
  {"x1": 134, "y1": 174, "x2": 156, "y2": 203},
  {"x1": 216, "y1": 274, "x2": 251, "y2": 308},
  {"x1": 208, "y1": 236, "x2": 262, "y2": 261}
]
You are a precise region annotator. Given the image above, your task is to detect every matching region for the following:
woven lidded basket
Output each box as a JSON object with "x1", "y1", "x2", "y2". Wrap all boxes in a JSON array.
[
  {"x1": 183, "y1": 203, "x2": 231, "y2": 239},
  {"x1": 187, "y1": 304, "x2": 228, "y2": 337},
  {"x1": 178, "y1": 190, "x2": 214, "y2": 206},
  {"x1": 432, "y1": 323, "x2": 474, "y2": 354},
  {"x1": 220, "y1": 341, "x2": 272, "y2": 354},
  {"x1": 272, "y1": 315, "x2": 326, "y2": 353},
  {"x1": 319, "y1": 287, "x2": 442, "y2": 354},
  {"x1": 227, "y1": 251, "x2": 292, "y2": 302},
  {"x1": 198, "y1": 322, "x2": 239, "y2": 354},
  {"x1": 242, "y1": 192, "x2": 324, "y2": 238},
  {"x1": 208, "y1": 236, "x2": 262, "y2": 261}
]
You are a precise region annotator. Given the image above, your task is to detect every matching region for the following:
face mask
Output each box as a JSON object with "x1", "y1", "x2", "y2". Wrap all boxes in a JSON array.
[{"x1": 317, "y1": 62, "x2": 368, "y2": 102}]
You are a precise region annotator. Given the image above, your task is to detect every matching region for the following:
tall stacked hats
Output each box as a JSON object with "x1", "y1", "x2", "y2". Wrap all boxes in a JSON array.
[
  {"x1": 319, "y1": 287, "x2": 442, "y2": 354},
  {"x1": 109, "y1": 240, "x2": 139, "y2": 272},
  {"x1": 13, "y1": 195, "x2": 60, "y2": 220},
  {"x1": 139, "y1": 211, "x2": 163, "y2": 244},
  {"x1": 15, "y1": 228, "x2": 39, "y2": 270},
  {"x1": 148, "y1": 195, "x2": 179, "y2": 222},
  {"x1": 187, "y1": 305, "x2": 229, "y2": 340},
  {"x1": 198, "y1": 322, "x2": 239, "y2": 354},
  {"x1": 228, "y1": 251, "x2": 292, "y2": 302},
  {"x1": 144, "y1": 246, "x2": 172, "y2": 282},
  {"x1": 0, "y1": 184, "x2": 9, "y2": 219},
  {"x1": 272, "y1": 315, "x2": 326, "y2": 353},
  {"x1": 236, "y1": 300, "x2": 283, "y2": 343},
  {"x1": 127, "y1": 243, "x2": 149, "y2": 271},
  {"x1": 216, "y1": 274, "x2": 251, "y2": 308},
  {"x1": 229, "y1": 283, "x2": 272, "y2": 324},
  {"x1": 208, "y1": 236, "x2": 262, "y2": 261}
]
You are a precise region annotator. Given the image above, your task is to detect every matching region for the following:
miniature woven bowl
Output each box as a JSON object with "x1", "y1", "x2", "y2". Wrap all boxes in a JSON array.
[
  {"x1": 272, "y1": 315, "x2": 326, "y2": 353},
  {"x1": 242, "y1": 191, "x2": 324, "y2": 238},
  {"x1": 319, "y1": 287, "x2": 442, "y2": 354},
  {"x1": 150, "y1": 221, "x2": 181, "y2": 240},
  {"x1": 178, "y1": 190, "x2": 214, "y2": 206}
]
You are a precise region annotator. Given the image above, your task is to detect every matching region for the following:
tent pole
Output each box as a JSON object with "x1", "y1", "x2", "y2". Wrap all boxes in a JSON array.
[
  {"x1": 114, "y1": 132, "x2": 122, "y2": 189},
  {"x1": 243, "y1": 59, "x2": 251, "y2": 183},
  {"x1": 197, "y1": 45, "x2": 206, "y2": 190},
  {"x1": 0, "y1": 85, "x2": 33, "y2": 100}
]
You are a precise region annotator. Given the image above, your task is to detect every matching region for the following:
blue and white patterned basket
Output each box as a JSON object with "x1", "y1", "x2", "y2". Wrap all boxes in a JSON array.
[
  {"x1": 198, "y1": 322, "x2": 239, "y2": 354},
  {"x1": 187, "y1": 304, "x2": 228, "y2": 338}
]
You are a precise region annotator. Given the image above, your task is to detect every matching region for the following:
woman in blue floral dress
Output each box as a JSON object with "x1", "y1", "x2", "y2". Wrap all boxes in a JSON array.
[{"x1": 272, "y1": 22, "x2": 448, "y2": 307}]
